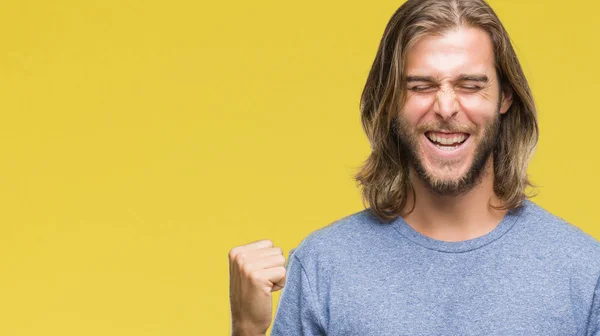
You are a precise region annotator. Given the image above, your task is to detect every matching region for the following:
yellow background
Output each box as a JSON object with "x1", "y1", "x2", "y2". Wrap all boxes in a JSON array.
[{"x1": 0, "y1": 0, "x2": 598, "y2": 334}]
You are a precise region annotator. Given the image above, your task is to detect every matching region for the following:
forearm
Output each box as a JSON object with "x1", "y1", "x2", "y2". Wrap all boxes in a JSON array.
[
  {"x1": 231, "y1": 328, "x2": 266, "y2": 336},
  {"x1": 231, "y1": 322, "x2": 267, "y2": 336}
]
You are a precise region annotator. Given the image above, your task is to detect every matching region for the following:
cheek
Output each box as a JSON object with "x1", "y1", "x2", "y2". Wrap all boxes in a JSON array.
[
  {"x1": 458, "y1": 94, "x2": 497, "y2": 114},
  {"x1": 457, "y1": 95, "x2": 498, "y2": 127},
  {"x1": 402, "y1": 95, "x2": 434, "y2": 125}
]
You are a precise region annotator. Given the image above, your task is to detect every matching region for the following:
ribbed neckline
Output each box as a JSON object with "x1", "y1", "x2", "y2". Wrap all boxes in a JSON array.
[{"x1": 391, "y1": 200, "x2": 529, "y2": 253}]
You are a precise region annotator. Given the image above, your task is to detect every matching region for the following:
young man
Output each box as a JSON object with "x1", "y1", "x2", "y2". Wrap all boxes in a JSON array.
[{"x1": 229, "y1": 0, "x2": 600, "y2": 335}]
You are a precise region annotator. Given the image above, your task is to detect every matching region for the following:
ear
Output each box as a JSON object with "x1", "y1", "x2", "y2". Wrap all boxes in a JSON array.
[{"x1": 499, "y1": 86, "x2": 513, "y2": 114}]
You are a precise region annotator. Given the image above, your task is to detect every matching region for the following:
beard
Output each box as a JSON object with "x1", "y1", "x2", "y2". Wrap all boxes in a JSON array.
[{"x1": 394, "y1": 110, "x2": 501, "y2": 197}]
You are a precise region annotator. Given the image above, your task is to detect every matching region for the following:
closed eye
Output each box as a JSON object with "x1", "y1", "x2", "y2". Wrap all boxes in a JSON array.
[
  {"x1": 458, "y1": 85, "x2": 482, "y2": 92},
  {"x1": 408, "y1": 86, "x2": 436, "y2": 92}
]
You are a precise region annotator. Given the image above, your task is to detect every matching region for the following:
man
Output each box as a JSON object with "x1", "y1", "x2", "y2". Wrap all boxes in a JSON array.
[{"x1": 229, "y1": 0, "x2": 600, "y2": 335}]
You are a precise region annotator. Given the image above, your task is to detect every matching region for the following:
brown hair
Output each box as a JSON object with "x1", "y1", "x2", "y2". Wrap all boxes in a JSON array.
[{"x1": 355, "y1": 0, "x2": 539, "y2": 222}]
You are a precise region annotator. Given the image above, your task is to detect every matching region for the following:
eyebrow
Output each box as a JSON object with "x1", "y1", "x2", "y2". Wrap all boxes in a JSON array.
[
  {"x1": 457, "y1": 74, "x2": 489, "y2": 83},
  {"x1": 406, "y1": 75, "x2": 489, "y2": 83}
]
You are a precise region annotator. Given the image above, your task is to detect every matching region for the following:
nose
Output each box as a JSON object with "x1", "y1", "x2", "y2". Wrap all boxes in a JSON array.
[{"x1": 433, "y1": 88, "x2": 459, "y2": 120}]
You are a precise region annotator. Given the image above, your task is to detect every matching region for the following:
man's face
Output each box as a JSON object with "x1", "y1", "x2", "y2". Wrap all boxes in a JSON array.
[{"x1": 396, "y1": 26, "x2": 512, "y2": 196}]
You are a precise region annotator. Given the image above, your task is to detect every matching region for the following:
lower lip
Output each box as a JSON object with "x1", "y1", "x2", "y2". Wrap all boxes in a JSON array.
[{"x1": 423, "y1": 134, "x2": 471, "y2": 158}]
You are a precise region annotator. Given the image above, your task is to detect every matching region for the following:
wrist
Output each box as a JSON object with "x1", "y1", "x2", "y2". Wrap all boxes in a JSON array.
[
  {"x1": 232, "y1": 329, "x2": 266, "y2": 336},
  {"x1": 231, "y1": 322, "x2": 266, "y2": 336}
]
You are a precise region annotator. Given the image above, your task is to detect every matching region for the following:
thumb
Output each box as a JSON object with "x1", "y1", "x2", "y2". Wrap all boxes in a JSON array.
[
  {"x1": 263, "y1": 267, "x2": 286, "y2": 292},
  {"x1": 272, "y1": 273, "x2": 286, "y2": 292}
]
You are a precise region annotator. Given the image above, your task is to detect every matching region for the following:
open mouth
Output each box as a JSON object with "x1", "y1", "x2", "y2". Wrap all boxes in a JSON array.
[{"x1": 425, "y1": 131, "x2": 470, "y2": 152}]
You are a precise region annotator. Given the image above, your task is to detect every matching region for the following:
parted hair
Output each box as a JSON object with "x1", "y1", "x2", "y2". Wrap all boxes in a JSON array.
[{"x1": 355, "y1": 0, "x2": 539, "y2": 222}]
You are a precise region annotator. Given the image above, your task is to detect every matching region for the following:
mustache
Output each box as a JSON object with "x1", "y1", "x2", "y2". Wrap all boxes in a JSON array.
[{"x1": 414, "y1": 121, "x2": 477, "y2": 134}]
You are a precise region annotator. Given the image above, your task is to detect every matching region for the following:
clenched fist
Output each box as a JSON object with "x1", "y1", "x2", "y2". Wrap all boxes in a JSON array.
[{"x1": 229, "y1": 239, "x2": 287, "y2": 336}]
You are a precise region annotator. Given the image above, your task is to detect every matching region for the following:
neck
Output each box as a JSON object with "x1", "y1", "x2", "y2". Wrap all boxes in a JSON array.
[{"x1": 402, "y1": 157, "x2": 507, "y2": 242}]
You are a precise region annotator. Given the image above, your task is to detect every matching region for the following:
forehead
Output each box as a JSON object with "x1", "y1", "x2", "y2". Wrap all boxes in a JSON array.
[{"x1": 404, "y1": 26, "x2": 495, "y2": 78}]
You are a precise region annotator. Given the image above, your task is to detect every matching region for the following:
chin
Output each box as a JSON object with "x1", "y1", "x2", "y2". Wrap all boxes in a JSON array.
[
  {"x1": 422, "y1": 159, "x2": 472, "y2": 182},
  {"x1": 415, "y1": 158, "x2": 484, "y2": 196}
]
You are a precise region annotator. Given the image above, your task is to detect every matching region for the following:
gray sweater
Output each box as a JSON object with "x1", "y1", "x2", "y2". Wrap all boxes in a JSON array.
[{"x1": 271, "y1": 200, "x2": 600, "y2": 335}]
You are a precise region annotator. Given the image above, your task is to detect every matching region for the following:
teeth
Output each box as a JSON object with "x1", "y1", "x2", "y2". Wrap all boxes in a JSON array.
[
  {"x1": 434, "y1": 143, "x2": 458, "y2": 151},
  {"x1": 427, "y1": 133, "x2": 467, "y2": 145}
]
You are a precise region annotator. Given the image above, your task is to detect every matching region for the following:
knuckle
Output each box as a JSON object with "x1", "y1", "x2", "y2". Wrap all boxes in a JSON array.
[
  {"x1": 275, "y1": 254, "x2": 286, "y2": 264},
  {"x1": 275, "y1": 267, "x2": 287, "y2": 281},
  {"x1": 239, "y1": 263, "x2": 252, "y2": 277},
  {"x1": 234, "y1": 252, "x2": 247, "y2": 265},
  {"x1": 249, "y1": 270, "x2": 263, "y2": 283},
  {"x1": 228, "y1": 247, "x2": 239, "y2": 260}
]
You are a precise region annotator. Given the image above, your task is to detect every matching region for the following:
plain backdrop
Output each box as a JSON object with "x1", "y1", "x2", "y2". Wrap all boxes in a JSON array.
[{"x1": 0, "y1": 0, "x2": 598, "y2": 335}]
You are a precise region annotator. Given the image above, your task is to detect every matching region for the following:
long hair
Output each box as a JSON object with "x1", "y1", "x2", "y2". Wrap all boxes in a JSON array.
[{"x1": 355, "y1": 0, "x2": 539, "y2": 222}]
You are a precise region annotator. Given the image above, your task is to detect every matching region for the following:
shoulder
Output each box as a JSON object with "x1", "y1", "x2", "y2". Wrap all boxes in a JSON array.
[
  {"x1": 519, "y1": 199, "x2": 600, "y2": 270},
  {"x1": 520, "y1": 199, "x2": 600, "y2": 250},
  {"x1": 288, "y1": 208, "x2": 390, "y2": 263}
]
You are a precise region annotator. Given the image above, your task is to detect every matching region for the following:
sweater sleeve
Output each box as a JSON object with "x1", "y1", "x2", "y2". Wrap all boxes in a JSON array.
[
  {"x1": 588, "y1": 275, "x2": 600, "y2": 336},
  {"x1": 270, "y1": 253, "x2": 325, "y2": 336}
]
